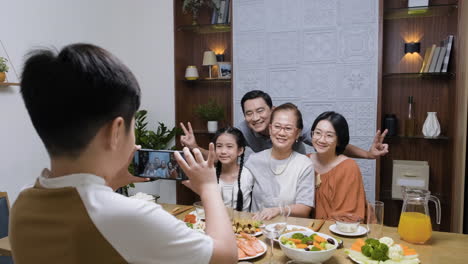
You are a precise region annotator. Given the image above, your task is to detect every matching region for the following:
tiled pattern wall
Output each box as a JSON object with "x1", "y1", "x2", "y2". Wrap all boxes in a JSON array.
[{"x1": 233, "y1": 0, "x2": 379, "y2": 202}]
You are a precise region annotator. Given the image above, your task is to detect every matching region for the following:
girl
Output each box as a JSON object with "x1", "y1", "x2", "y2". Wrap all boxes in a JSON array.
[{"x1": 213, "y1": 127, "x2": 254, "y2": 212}]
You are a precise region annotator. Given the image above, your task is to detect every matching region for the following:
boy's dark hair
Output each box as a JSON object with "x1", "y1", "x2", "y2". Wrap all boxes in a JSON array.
[
  {"x1": 213, "y1": 127, "x2": 247, "y2": 212},
  {"x1": 270, "y1": 103, "x2": 304, "y2": 130},
  {"x1": 311, "y1": 111, "x2": 350, "y2": 155},
  {"x1": 240, "y1": 90, "x2": 273, "y2": 115},
  {"x1": 21, "y1": 43, "x2": 141, "y2": 158}
]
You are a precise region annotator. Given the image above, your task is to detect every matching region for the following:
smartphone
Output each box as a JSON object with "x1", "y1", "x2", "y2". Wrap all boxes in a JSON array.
[{"x1": 133, "y1": 149, "x2": 187, "y2": 181}]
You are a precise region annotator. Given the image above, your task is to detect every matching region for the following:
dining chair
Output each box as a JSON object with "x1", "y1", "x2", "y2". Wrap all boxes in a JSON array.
[{"x1": 0, "y1": 192, "x2": 13, "y2": 264}]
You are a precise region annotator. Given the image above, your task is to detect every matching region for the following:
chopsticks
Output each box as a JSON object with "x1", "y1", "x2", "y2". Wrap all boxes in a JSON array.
[
  {"x1": 312, "y1": 219, "x2": 325, "y2": 232},
  {"x1": 171, "y1": 206, "x2": 194, "y2": 216}
]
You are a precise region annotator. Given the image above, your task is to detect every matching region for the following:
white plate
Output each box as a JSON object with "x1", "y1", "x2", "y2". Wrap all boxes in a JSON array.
[
  {"x1": 329, "y1": 224, "x2": 367, "y2": 237},
  {"x1": 347, "y1": 250, "x2": 364, "y2": 264},
  {"x1": 238, "y1": 240, "x2": 267, "y2": 261},
  {"x1": 268, "y1": 224, "x2": 314, "y2": 242}
]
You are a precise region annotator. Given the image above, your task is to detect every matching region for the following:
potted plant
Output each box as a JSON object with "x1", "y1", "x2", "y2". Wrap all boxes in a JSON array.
[
  {"x1": 118, "y1": 110, "x2": 181, "y2": 196},
  {"x1": 0, "y1": 57, "x2": 9, "y2": 83},
  {"x1": 195, "y1": 99, "x2": 224, "y2": 133},
  {"x1": 182, "y1": 0, "x2": 219, "y2": 25}
]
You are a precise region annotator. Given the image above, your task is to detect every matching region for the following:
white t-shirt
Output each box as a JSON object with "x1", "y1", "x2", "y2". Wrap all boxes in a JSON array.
[
  {"x1": 245, "y1": 149, "x2": 315, "y2": 212},
  {"x1": 218, "y1": 167, "x2": 254, "y2": 211},
  {"x1": 37, "y1": 171, "x2": 213, "y2": 264}
]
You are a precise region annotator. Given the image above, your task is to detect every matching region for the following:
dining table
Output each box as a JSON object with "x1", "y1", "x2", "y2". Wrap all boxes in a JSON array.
[
  {"x1": 0, "y1": 236, "x2": 11, "y2": 256},
  {"x1": 162, "y1": 203, "x2": 468, "y2": 264}
]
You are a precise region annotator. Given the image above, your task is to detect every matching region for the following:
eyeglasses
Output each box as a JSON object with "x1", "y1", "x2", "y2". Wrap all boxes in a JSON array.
[
  {"x1": 312, "y1": 130, "x2": 336, "y2": 142},
  {"x1": 271, "y1": 124, "x2": 296, "y2": 134}
]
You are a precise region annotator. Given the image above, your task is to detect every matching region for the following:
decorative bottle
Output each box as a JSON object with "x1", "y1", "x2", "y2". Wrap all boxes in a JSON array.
[
  {"x1": 422, "y1": 112, "x2": 441, "y2": 137},
  {"x1": 405, "y1": 96, "x2": 415, "y2": 137}
]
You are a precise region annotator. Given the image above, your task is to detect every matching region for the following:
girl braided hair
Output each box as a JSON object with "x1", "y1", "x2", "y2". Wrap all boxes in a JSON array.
[{"x1": 213, "y1": 127, "x2": 247, "y2": 211}]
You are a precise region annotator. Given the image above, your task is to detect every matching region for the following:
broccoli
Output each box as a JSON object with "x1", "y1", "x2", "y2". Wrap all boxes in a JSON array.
[
  {"x1": 309, "y1": 234, "x2": 316, "y2": 239},
  {"x1": 291, "y1": 233, "x2": 305, "y2": 239},
  {"x1": 186, "y1": 222, "x2": 193, "y2": 228},
  {"x1": 301, "y1": 236, "x2": 314, "y2": 244},
  {"x1": 377, "y1": 243, "x2": 389, "y2": 255},
  {"x1": 362, "y1": 244, "x2": 374, "y2": 257},
  {"x1": 371, "y1": 248, "x2": 390, "y2": 261},
  {"x1": 365, "y1": 238, "x2": 380, "y2": 247}
]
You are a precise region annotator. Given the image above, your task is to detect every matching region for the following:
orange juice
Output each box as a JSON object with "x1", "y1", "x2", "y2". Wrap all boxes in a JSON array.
[{"x1": 398, "y1": 212, "x2": 432, "y2": 244}]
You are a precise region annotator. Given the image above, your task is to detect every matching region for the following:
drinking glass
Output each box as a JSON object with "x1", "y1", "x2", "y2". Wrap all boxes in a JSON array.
[
  {"x1": 367, "y1": 200, "x2": 384, "y2": 239},
  {"x1": 258, "y1": 198, "x2": 289, "y2": 264}
]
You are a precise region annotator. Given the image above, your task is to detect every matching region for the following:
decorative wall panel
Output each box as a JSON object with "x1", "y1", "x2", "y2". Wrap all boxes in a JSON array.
[{"x1": 233, "y1": 0, "x2": 379, "y2": 202}]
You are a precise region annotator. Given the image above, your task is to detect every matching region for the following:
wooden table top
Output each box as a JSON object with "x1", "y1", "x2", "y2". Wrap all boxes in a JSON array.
[
  {"x1": 162, "y1": 203, "x2": 468, "y2": 264},
  {"x1": 0, "y1": 236, "x2": 11, "y2": 256}
]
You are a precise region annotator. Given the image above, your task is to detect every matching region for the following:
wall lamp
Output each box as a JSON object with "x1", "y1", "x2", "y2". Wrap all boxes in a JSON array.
[{"x1": 404, "y1": 42, "x2": 421, "y2": 54}]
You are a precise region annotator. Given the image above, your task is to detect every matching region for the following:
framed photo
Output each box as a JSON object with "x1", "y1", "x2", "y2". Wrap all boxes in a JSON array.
[{"x1": 217, "y1": 62, "x2": 232, "y2": 79}]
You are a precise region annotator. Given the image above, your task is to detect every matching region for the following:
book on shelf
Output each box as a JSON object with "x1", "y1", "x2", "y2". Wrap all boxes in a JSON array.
[
  {"x1": 217, "y1": 0, "x2": 227, "y2": 24},
  {"x1": 428, "y1": 47, "x2": 440, "y2": 73},
  {"x1": 441, "y1": 35, "x2": 454, "y2": 73},
  {"x1": 419, "y1": 45, "x2": 434, "y2": 73},
  {"x1": 423, "y1": 44, "x2": 436, "y2": 72},
  {"x1": 211, "y1": 0, "x2": 220, "y2": 24},
  {"x1": 434, "y1": 46, "x2": 446, "y2": 73}
]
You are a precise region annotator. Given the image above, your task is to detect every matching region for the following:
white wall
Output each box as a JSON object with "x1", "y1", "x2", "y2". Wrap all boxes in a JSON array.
[
  {"x1": 233, "y1": 0, "x2": 379, "y2": 202},
  {"x1": 0, "y1": 0, "x2": 177, "y2": 203}
]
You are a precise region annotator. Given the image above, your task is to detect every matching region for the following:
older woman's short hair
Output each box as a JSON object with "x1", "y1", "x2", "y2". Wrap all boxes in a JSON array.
[
  {"x1": 311, "y1": 111, "x2": 349, "y2": 155},
  {"x1": 270, "y1": 103, "x2": 304, "y2": 130}
]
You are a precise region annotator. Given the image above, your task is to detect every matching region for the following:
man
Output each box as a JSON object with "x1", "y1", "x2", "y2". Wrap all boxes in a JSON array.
[
  {"x1": 10, "y1": 43, "x2": 237, "y2": 264},
  {"x1": 181, "y1": 90, "x2": 388, "y2": 159}
]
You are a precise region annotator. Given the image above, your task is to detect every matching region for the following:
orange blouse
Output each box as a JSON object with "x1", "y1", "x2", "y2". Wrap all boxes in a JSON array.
[{"x1": 314, "y1": 159, "x2": 366, "y2": 221}]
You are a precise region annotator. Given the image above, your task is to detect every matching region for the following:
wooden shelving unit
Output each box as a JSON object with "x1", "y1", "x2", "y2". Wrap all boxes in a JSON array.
[
  {"x1": 379, "y1": 0, "x2": 464, "y2": 232},
  {"x1": 173, "y1": 0, "x2": 233, "y2": 205},
  {"x1": 0, "y1": 82, "x2": 19, "y2": 87}
]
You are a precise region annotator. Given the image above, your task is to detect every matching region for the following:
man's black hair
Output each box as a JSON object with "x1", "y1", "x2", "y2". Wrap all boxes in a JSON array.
[
  {"x1": 311, "y1": 111, "x2": 350, "y2": 155},
  {"x1": 240, "y1": 90, "x2": 273, "y2": 114},
  {"x1": 21, "y1": 43, "x2": 141, "y2": 158}
]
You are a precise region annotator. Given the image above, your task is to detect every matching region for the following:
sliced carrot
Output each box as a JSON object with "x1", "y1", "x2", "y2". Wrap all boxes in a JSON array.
[
  {"x1": 290, "y1": 238, "x2": 302, "y2": 244},
  {"x1": 296, "y1": 244, "x2": 308, "y2": 249},
  {"x1": 404, "y1": 249, "x2": 418, "y2": 256},
  {"x1": 351, "y1": 245, "x2": 362, "y2": 252},
  {"x1": 314, "y1": 235, "x2": 326, "y2": 243},
  {"x1": 355, "y1": 239, "x2": 366, "y2": 246},
  {"x1": 313, "y1": 241, "x2": 324, "y2": 250}
]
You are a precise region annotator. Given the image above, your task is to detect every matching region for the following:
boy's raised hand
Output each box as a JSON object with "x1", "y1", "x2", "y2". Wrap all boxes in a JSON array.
[
  {"x1": 175, "y1": 143, "x2": 217, "y2": 196},
  {"x1": 107, "y1": 145, "x2": 150, "y2": 190}
]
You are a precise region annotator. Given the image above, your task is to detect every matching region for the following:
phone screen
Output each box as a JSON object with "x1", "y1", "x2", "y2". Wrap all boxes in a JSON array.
[{"x1": 133, "y1": 149, "x2": 187, "y2": 181}]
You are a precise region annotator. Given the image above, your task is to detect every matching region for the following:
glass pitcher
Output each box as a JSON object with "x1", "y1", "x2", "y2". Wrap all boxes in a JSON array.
[{"x1": 397, "y1": 187, "x2": 441, "y2": 244}]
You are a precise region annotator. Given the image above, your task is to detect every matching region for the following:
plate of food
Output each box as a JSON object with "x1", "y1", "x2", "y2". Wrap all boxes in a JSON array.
[
  {"x1": 184, "y1": 212, "x2": 205, "y2": 233},
  {"x1": 232, "y1": 218, "x2": 262, "y2": 236},
  {"x1": 270, "y1": 224, "x2": 313, "y2": 242},
  {"x1": 237, "y1": 233, "x2": 267, "y2": 261},
  {"x1": 345, "y1": 237, "x2": 420, "y2": 264}
]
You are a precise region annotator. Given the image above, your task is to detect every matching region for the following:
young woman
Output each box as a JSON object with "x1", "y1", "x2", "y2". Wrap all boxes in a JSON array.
[
  {"x1": 214, "y1": 127, "x2": 254, "y2": 212},
  {"x1": 246, "y1": 103, "x2": 315, "y2": 220},
  {"x1": 308, "y1": 111, "x2": 366, "y2": 221}
]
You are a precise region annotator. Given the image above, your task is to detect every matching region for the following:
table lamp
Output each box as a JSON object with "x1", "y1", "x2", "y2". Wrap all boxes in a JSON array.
[{"x1": 202, "y1": 51, "x2": 217, "y2": 79}]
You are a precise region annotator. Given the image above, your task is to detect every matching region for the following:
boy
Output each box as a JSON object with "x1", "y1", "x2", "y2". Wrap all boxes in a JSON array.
[{"x1": 10, "y1": 44, "x2": 236, "y2": 264}]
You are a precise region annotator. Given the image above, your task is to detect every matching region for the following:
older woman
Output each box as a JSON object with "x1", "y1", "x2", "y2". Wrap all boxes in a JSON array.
[
  {"x1": 246, "y1": 103, "x2": 314, "y2": 219},
  {"x1": 308, "y1": 111, "x2": 366, "y2": 221}
]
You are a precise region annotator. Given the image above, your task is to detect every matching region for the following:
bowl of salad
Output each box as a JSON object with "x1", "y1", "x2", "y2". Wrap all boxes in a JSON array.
[{"x1": 279, "y1": 231, "x2": 338, "y2": 263}]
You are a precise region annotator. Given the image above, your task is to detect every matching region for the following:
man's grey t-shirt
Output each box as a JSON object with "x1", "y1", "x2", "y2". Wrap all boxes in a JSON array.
[{"x1": 236, "y1": 120, "x2": 313, "y2": 154}]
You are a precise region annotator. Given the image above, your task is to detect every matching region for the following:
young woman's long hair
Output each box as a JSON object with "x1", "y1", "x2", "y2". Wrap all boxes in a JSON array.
[{"x1": 213, "y1": 127, "x2": 247, "y2": 211}]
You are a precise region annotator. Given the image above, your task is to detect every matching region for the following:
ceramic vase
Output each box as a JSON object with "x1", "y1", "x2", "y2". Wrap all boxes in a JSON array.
[
  {"x1": 422, "y1": 112, "x2": 441, "y2": 137},
  {"x1": 185, "y1": 66, "x2": 199, "y2": 80},
  {"x1": 0, "y1": 72, "x2": 6, "y2": 83},
  {"x1": 207, "y1": 121, "x2": 218, "y2": 133}
]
